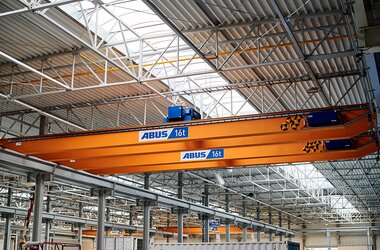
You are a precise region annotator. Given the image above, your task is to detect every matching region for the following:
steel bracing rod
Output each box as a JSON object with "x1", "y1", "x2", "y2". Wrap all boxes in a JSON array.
[
  {"x1": 140, "y1": 0, "x2": 242, "y2": 110},
  {"x1": 0, "y1": 51, "x2": 356, "y2": 102},
  {"x1": 0, "y1": 70, "x2": 359, "y2": 118},
  {"x1": 307, "y1": 15, "x2": 346, "y2": 56},
  {"x1": 0, "y1": 0, "x2": 84, "y2": 18},
  {"x1": 269, "y1": 0, "x2": 331, "y2": 106},
  {"x1": 0, "y1": 149, "x2": 294, "y2": 235},
  {"x1": 0, "y1": 51, "x2": 69, "y2": 90},
  {"x1": 33, "y1": 11, "x2": 139, "y2": 82},
  {"x1": 0, "y1": 93, "x2": 87, "y2": 131},
  {"x1": 0, "y1": 22, "x2": 348, "y2": 72}
]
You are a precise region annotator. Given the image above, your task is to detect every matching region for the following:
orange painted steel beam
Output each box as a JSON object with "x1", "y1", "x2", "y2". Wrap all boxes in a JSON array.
[
  {"x1": 60, "y1": 137, "x2": 374, "y2": 171},
  {"x1": 87, "y1": 142, "x2": 377, "y2": 175},
  {"x1": 31, "y1": 113, "x2": 370, "y2": 161},
  {"x1": 0, "y1": 104, "x2": 376, "y2": 175},
  {"x1": 0, "y1": 106, "x2": 370, "y2": 156}
]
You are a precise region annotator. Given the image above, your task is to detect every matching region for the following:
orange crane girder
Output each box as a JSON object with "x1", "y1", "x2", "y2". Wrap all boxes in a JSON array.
[{"x1": 0, "y1": 104, "x2": 376, "y2": 175}]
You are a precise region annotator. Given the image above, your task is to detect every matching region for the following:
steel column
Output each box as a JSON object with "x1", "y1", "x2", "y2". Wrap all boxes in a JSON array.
[
  {"x1": 367, "y1": 228, "x2": 372, "y2": 250},
  {"x1": 143, "y1": 174, "x2": 151, "y2": 250},
  {"x1": 106, "y1": 200, "x2": 110, "y2": 236},
  {"x1": 268, "y1": 207, "x2": 273, "y2": 241},
  {"x1": 177, "y1": 173, "x2": 184, "y2": 243},
  {"x1": 256, "y1": 206, "x2": 261, "y2": 242},
  {"x1": 3, "y1": 187, "x2": 12, "y2": 250},
  {"x1": 225, "y1": 191, "x2": 230, "y2": 242},
  {"x1": 242, "y1": 197, "x2": 247, "y2": 242},
  {"x1": 78, "y1": 202, "x2": 83, "y2": 245},
  {"x1": 44, "y1": 189, "x2": 51, "y2": 244},
  {"x1": 327, "y1": 230, "x2": 331, "y2": 250},
  {"x1": 32, "y1": 174, "x2": 44, "y2": 242},
  {"x1": 96, "y1": 190, "x2": 106, "y2": 250},
  {"x1": 279, "y1": 211, "x2": 282, "y2": 241},
  {"x1": 203, "y1": 185, "x2": 210, "y2": 243}
]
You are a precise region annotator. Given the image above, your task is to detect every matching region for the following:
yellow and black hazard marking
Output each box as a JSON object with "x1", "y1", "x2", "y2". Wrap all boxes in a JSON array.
[
  {"x1": 303, "y1": 141, "x2": 323, "y2": 153},
  {"x1": 280, "y1": 115, "x2": 304, "y2": 131}
]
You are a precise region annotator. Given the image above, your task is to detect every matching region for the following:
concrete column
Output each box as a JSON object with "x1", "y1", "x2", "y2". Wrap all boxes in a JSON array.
[
  {"x1": 143, "y1": 174, "x2": 151, "y2": 250},
  {"x1": 96, "y1": 190, "x2": 106, "y2": 250},
  {"x1": 32, "y1": 174, "x2": 45, "y2": 242},
  {"x1": 202, "y1": 185, "x2": 209, "y2": 243},
  {"x1": 78, "y1": 202, "x2": 83, "y2": 245},
  {"x1": 242, "y1": 197, "x2": 247, "y2": 242},
  {"x1": 225, "y1": 192, "x2": 230, "y2": 242},
  {"x1": 256, "y1": 206, "x2": 261, "y2": 242},
  {"x1": 268, "y1": 207, "x2": 273, "y2": 241},
  {"x1": 45, "y1": 190, "x2": 51, "y2": 244},
  {"x1": 3, "y1": 187, "x2": 13, "y2": 250},
  {"x1": 177, "y1": 173, "x2": 184, "y2": 243}
]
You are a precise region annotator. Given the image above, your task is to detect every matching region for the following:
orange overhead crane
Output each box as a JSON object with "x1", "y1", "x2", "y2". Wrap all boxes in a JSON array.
[{"x1": 0, "y1": 104, "x2": 377, "y2": 175}]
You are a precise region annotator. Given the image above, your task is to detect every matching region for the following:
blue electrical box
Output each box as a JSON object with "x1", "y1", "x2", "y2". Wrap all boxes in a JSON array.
[
  {"x1": 167, "y1": 106, "x2": 183, "y2": 121},
  {"x1": 307, "y1": 110, "x2": 339, "y2": 127},
  {"x1": 325, "y1": 139, "x2": 353, "y2": 150},
  {"x1": 287, "y1": 241, "x2": 300, "y2": 250},
  {"x1": 164, "y1": 106, "x2": 201, "y2": 122}
]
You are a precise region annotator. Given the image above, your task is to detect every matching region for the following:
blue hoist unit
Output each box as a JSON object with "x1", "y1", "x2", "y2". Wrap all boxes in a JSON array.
[
  {"x1": 164, "y1": 106, "x2": 201, "y2": 122},
  {"x1": 307, "y1": 110, "x2": 340, "y2": 127}
]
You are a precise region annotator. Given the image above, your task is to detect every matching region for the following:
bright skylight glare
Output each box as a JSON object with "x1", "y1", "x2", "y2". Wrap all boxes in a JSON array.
[{"x1": 60, "y1": 0, "x2": 257, "y2": 118}]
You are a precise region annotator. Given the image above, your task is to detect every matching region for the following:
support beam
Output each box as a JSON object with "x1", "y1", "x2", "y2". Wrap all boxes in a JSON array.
[
  {"x1": 97, "y1": 190, "x2": 106, "y2": 250},
  {"x1": 3, "y1": 187, "x2": 12, "y2": 250},
  {"x1": 256, "y1": 206, "x2": 261, "y2": 242},
  {"x1": 288, "y1": 216, "x2": 292, "y2": 240},
  {"x1": 0, "y1": 0, "x2": 83, "y2": 18},
  {"x1": 143, "y1": 174, "x2": 151, "y2": 250},
  {"x1": 225, "y1": 191, "x2": 230, "y2": 242},
  {"x1": 32, "y1": 174, "x2": 45, "y2": 242},
  {"x1": 242, "y1": 197, "x2": 247, "y2": 242},
  {"x1": 0, "y1": 51, "x2": 69, "y2": 90},
  {"x1": 0, "y1": 93, "x2": 87, "y2": 131},
  {"x1": 177, "y1": 173, "x2": 184, "y2": 243},
  {"x1": 78, "y1": 202, "x2": 83, "y2": 245},
  {"x1": 39, "y1": 116, "x2": 48, "y2": 136},
  {"x1": 268, "y1": 207, "x2": 273, "y2": 241},
  {"x1": 44, "y1": 188, "x2": 51, "y2": 244},
  {"x1": 269, "y1": 0, "x2": 331, "y2": 106},
  {"x1": 203, "y1": 185, "x2": 210, "y2": 243},
  {"x1": 327, "y1": 230, "x2": 331, "y2": 250},
  {"x1": 367, "y1": 228, "x2": 372, "y2": 250},
  {"x1": 106, "y1": 200, "x2": 110, "y2": 236},
  {"x1": 279, "y1": 211, "x2": 283, "y2": 241}
]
